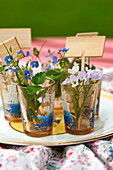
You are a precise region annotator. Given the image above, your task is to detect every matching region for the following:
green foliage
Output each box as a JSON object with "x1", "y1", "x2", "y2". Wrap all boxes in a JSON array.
[
  {"x1": 59, "y1": 71, "x2": 67, "y2": 81},
  {"x1": 46, "y1": 69, "x2": 67, "y2": 82},
  {"x1": 32, "y1": 72, "x2": 46, "y2": 85},
  {"x1": 59, "y1": 58, "x2": 70, "y2": 69},
  {"x1": 36, "y1": 88, "x2": 48, "y2": 99},
  {"x1": 9, "y1": 46, "x2": 12, "y2": 53},
  {"x1": 20, "y1": 87, "x2": 34, "y2": 101},
  {"x1": 76, "y1": 59, "x2": 96, "y2": 71},
  {"x1": 33, "y1": 48, "x2": 39, "y2": 57},
  {"x1": 0, "y1": 65, "x2": 5, "y2": 72},
  {"x1": 71, "y1": 84, "x2": 93, "y2": 124},
  {"x1": 27, "y1": 85, "x2": 42, "y2": 94}
]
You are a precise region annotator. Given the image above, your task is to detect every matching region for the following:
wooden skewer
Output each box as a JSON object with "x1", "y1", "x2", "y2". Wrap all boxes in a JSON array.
[
  {"x1": 77, "y1": 51, "x2": 85, "y2": 130},
  {"x1": 81, "y1": 51, "x2": 85, "y2": 71}
]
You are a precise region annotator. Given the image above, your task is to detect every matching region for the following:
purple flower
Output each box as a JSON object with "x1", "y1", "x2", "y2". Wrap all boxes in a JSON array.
[
  {"x1": 102, "y1": 74, "x2": 108, "y2": 79},
  {"x1": 84, "y1": 78, "x2": 90, "y2": 84},
  {"x1": 70, "y1": 75, "x2": 79, "y2": 87},
  {"x1": 30, "y1": 61, "x2": 39, "y2": 68},
  {"x1": 45, "y1": 51, "x2": 54, "y2": 58},
  {"x1": 52, "y1": 56, "x2": 58, "y2": 60},
  {"x1": 68, "y1": 65, "x2": 79, "y2": 74},
  {"x1": 78, "y1": 71, "x2": 86, "y2": 81},
  {"x1": 4, "y1": 55, "x2": 13, "y2": 65},
  {"x1": 52, "y1": 60, "x2": 59, "y2": 65},
  {"x1": 109, "y1": 150, "x2": 113, "y2": 153},
  {"x1": 17, "y1": 50, "x2": 22, "y2": 54},
  {"x1": 90, "y1": 70, "x2": 103, "y2": 80},
  {"x1": 46, "y1": 64, "x2": 51, "y2": 71},
  {"x1": 24, "y1": 70, "x2": 32, "y2": 80},
  {"x1": 25, "y1": 51, "x2": 30, "y2": 57},
  {"x1": 8, "y1": 67, "x2": 19, "y2": 72},
  {"x1": 87, "y1": 70, "x2": 95, "y2": 78},
  {"x1": 60, "y1": 48, "x2": 69, "y2": 53},
  {"x1": 52, "y1": 55, "x2": 59, "y2": 65},
  {"x1": 62, "y1": 78, "x2": 70, "y2": 85}
]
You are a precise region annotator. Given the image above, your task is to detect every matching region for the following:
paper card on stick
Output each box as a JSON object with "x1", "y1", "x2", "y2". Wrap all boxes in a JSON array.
[
  {"x1": 0, "y1": 37, "x2": 25, "y2": 63},
  {"x1": 65, "y1": 36, "x2": 106, "y2": 58},
  {"x1": 0, "y1": 28, "x2": 31, "y2": 48}
]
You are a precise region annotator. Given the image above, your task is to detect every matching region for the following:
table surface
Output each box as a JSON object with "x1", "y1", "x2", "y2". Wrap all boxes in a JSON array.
[{"x1": 0, "y1": 37, "x2": 113, "y2": 170}]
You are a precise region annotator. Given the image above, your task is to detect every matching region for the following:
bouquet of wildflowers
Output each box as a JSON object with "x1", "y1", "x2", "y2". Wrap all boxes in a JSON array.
[
  {"x1": 44, "y1": 48, "x2": 108, "y2": 127},
  {"x1": 45, "y1": 48, "x2": 71, "y2": 97},
  {"x1": 62, "y1": 65, "x2": 108, "y2": 124},
  {"x1": 0, "y1": 45, "x2": 50, "y2": 123}
]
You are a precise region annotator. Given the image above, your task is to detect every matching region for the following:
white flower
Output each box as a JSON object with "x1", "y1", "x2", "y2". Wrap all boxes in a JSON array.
[
  {"x1": 68, "y1": 65, "x2": 79, "y2": 74},
  {"x1": 62, "y1": 78, "x2": 70, "y2": 85},
  {"x1": 70, "y1": 75, "x2": 79, "y2": 87}
]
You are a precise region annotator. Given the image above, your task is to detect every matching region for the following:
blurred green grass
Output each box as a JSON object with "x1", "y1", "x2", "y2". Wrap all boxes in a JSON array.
[{"x1": 0, "y1": 0, "x2": 113, "y2": 37}]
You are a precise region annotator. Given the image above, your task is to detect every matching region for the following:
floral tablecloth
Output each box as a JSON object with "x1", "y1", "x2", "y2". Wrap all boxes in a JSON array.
[
  {"x1": 0, "y1": 138, "x2": 113, "y2": 170},
  {"x1": 0, "y1": 37, "x2": 113, "y2": 170}
]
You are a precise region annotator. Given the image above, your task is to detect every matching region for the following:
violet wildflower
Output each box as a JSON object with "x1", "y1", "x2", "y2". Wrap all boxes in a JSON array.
[
  {"x1": 70, "y1": 75, "x2": 79, "y2": 87},
  {"x1": 60, "y1": 48, "x2": 69, "y2": 53},
  {"x1": 4, "y1": 55, "x2": 13, "y2": 65},
  {"x1": 84, "y1": 78, "x2": 90, "y2": 84},
  {"x1": 52, "y1": 56, "x2": 58, "y2": 60},
  {"x1": 24, "y1": 70, "x2": 32, "y2": 80},
  {"x1": 52, "y1": 56, "x2": 59, "y2": 65},
  {"x1": 87, "y1": 69, "x2": 95, "y2": 78},
  {"x1": 17, "y1": 50, "x2": 22, "y2": 54},
  {"x1": 52, "y1": 60, "x2": 59, "y2": 65},
  {"x1": 45, "y1": 51, "x2": 54, "y2": 58},
  {"x1": 30, "y1": 61, "x2": 39, "y2": 68},
  {"x1": 8, "y1": 67, "x2": 19, "y2": 72},
  {"x1": 90, "y1": 70, "x2": 103, "y2": 80},
  {"x1": 25, "y1": 51, "x2": 30, "y2": 57},
  {"x1": 46, "y1": 64, "x2": 51, "y2": 71},
  {"x1": 68, "y1": 65, "x2": 79, "y2": 74},
  {"x1": 78, "y1": 71, "x2": 86, "y2": 81},
  {"x1": 62, "y1": 78, "x2": 70, "y2": 85},
  {"x1": 102, "y1": 74, "x2": 108, "y2": 79}
]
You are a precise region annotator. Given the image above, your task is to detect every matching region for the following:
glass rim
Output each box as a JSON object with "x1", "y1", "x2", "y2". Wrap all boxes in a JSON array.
[{"x1": 18, "y1": 77, "x2": 55, "y2": 89}]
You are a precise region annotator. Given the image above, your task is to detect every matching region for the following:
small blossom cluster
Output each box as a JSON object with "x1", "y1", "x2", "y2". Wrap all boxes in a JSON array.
[
  {"x1": 45, "y1": 48, "x2": 69, "y2": 70},
  {"x1": 3, "y1": 50, "x2": 40, "y2": 81},
  {"x1": 63, "y1": 65, "x2": 108, "y2": 87}
]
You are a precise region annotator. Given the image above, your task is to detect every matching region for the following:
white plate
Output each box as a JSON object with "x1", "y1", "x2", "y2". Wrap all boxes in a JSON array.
[{"x1": 0, "y1": 92, "x2": 113, "y2": 146}]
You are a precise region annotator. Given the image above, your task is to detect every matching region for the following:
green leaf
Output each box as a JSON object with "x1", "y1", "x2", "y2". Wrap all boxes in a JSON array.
[
  {"x1": 46, "y1": 69, "x2": 61, "y2": 76},
  {"x1": 20, "y1": 87, "x2": 34, "y2": 101},
  {"x1": 36, "y1": 88, "x2": 48, "y2": 99},
  {"x1": 59, "y1": 58, "x2": 70, "y2": 68},
  {"x1": 0, "y1": 66, "x2": 5, "y2": 72},
  {"x1": 36, "y1": 100, "x2": 41, "y2": 107},
  {"x1": 27, "y1": 108, "x2": 40, "y2": 123},
  {"x1": 63, "y1": 58, "x2": 70, "y2": 65},
  {"x1": 9, "y1": 46, "x2": 12, "y2": 53},
  {"x1": 59, "y1": 71, "x2": 67, "y2": 81},
  {"x1": 91, "y1": 65, "x2": 96, "y2": 70},
  {"x1": 32, "y1": 72, "x2": 46, "y2": 85},
  {"x1": 27, "y1": 85, "x2": 42, "y2": 94},
  {"x1": 33, "y1": 48, "x2": 39, "y2": 57}
]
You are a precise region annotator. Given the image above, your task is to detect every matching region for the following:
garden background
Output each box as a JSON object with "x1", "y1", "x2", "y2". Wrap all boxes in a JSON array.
[{"x1": 0, "y1": 0, "x2": 113, "y2": 37}]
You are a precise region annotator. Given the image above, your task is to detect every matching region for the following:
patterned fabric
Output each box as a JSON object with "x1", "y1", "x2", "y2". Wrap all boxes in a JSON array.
[{"x1": 1, "y1": 138, "x2": 113, "y2": 169}]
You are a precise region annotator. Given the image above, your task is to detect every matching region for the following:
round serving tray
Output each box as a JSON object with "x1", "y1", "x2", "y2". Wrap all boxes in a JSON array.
[{"x1": 0, "y1": 92, "x2": 113, "y2": 146}]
